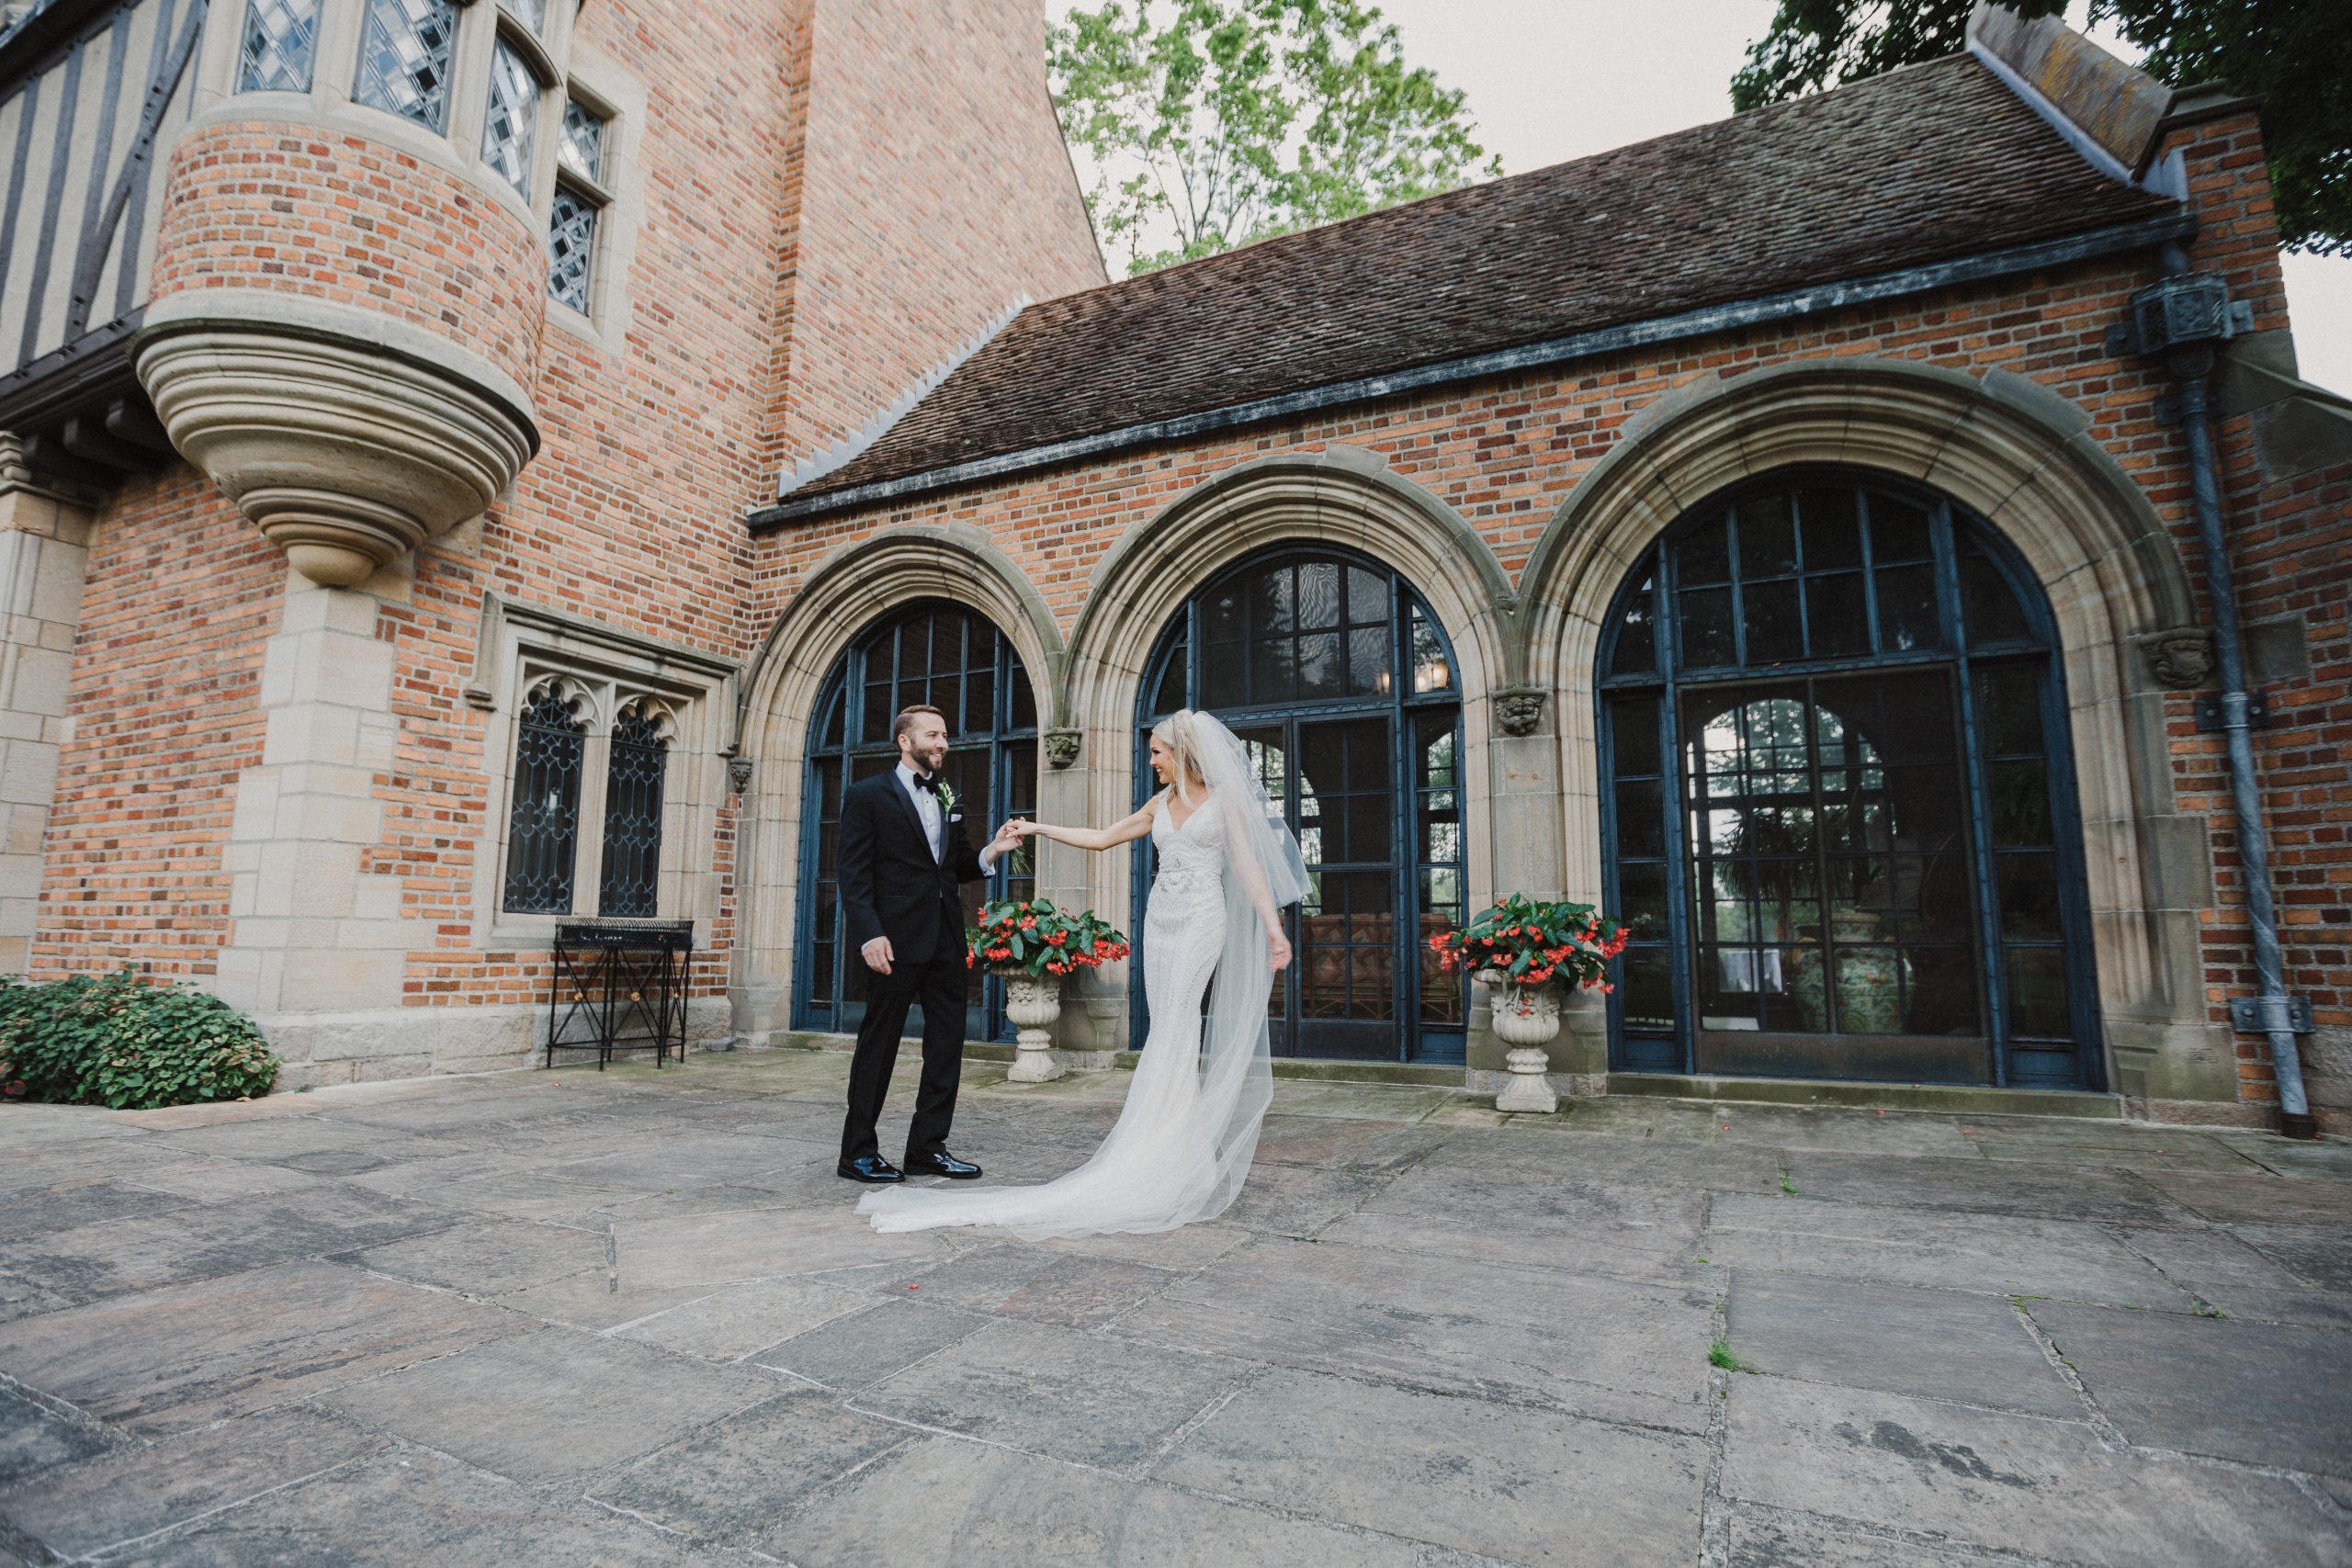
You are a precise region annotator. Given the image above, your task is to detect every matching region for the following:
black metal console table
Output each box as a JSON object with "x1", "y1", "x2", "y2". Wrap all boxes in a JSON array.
[{"x1": 545, "y1": 919, "x2": 695, "y2": 1069}]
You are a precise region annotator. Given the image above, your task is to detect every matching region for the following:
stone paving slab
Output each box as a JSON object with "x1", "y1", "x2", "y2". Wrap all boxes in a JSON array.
[
  {"x1": 1721, "y1": 1377, "x2": 2352, "y2": 1567},
  {"x1": 1706, "y1": 1193, "x2": 2197, "y2": 1308},
  {"x1": 775, "y1": 1435, "x2": 1444, "y2": 1568},
  {"x1": 2030, "y1": 1300, "x2": 2352, "y2": 1475},
  {"x1": 0, "y1": 1258, "x2": 520, "y2": 1436},
  {"x1": 3, "y1": 1052, "x2": 2348, "y2": 1567},
  {"x1": 0, "y1": 1405, "x2": 387, "y2": 1560},
  {"x1": 1120, "y1": 1235, "x2": 1717, "y2": 1431},
  {"x1": 103, "y1": 1447, "x2": 764, "y2": 1567},
  {"x1": 320, "y1": 1325, "x2": 779, "y2": 1485},
  {"x1": 851, "y1": 1315, "x2": 1251, "y2": 1470},
  {"x1": 1151, "y1": 1365, "x2": 1708, "y2": 1566},
  {"x1": 1726, "y1": 1272, "x2": 2080, "y2": 1417}
]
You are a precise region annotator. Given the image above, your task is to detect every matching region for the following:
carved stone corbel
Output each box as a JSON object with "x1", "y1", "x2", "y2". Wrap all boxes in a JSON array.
[
  {"x1": 134, "y1": 300, "x2": 537, "y2": 588},
  {"x1": 1045, "y1": 728, "x2": 1082, "y2": 769},
  {"x1": 2138, "y1": 627, "x2": 2215, "y2": 690},
  {"x1": 1493, "y1": 683, "x2": 1548, "y2": 737},
  {"x1": 728, "y1": 756, "x2": 755, "y2": 795}
]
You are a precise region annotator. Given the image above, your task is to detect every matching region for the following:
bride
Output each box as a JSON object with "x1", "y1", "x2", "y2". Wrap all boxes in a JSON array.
[{"x1": 856, "y1": 708, "x2": 1304, "y2": 1240}]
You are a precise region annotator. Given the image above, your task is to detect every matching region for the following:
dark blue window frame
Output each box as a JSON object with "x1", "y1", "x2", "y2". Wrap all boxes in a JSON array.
[
  {"x1": 1594, "y1": 470, "x2": 2105, "y2": 1089},
  {"x1": 1135, "y1": 544, "x2": 1468, "y2": 1064},
  {"x1": 792, "y1": 601, "x2": 1039, "y2": 1042}
]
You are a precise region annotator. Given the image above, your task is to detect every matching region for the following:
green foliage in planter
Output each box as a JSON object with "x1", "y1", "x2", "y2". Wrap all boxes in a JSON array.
[
  {"x1": 967, "y1": 897, "x2": 1131, "y2": 981},
  {"x1": 1428, "y1": 892, "x2": 1630, "y2": 992},
  {"x1": 0, "y1": 969, "x2": 279, "y2": 1110}
]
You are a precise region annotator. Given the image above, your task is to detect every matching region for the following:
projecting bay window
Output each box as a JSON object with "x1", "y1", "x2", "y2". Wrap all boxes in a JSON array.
[
  {"x1": 236, "y1": 0, "x2": 321, "y2": 94},
  {"x1": 548, "y1": 95, "x2": 612, "y2": 313},
  {"x1": 499, "y1": 673, "x2": 682, "y2": 919}
]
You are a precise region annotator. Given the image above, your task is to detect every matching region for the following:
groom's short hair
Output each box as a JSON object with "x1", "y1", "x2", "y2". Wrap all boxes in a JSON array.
[{"x1": 892, "y1": 705, "x2": 946, "y2": 743}]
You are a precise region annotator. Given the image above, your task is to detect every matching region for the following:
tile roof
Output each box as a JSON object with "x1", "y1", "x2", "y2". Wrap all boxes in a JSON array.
[{"x1": 765, "y1": 54, "x2": 2178, "y2": 519}]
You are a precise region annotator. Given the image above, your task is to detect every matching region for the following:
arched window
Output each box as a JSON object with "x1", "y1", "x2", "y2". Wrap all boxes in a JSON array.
[
  {"x1": 795, "y1": 602, "x2": 1038, "y2": 1038},
  {"x1": 1596, "y1": 471, "x2": 2102, "y2": 1089},
  {"x1": 1140, "y1": 546, "x2": 1465, "y2": 1062}
]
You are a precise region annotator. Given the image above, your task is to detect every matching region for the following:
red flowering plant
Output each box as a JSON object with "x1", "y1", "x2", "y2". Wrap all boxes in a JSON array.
[
  {"x1": 1428, "y1": 894, "x2": 1630, "y2": 1014},
  {"x1": 967, "y1": 897, "x2": 1131, "y2": 982}
]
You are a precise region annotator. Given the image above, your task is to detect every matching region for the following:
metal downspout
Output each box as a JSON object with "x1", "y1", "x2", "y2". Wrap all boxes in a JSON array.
[{"x1": 2153, "y1": 245, "x2": 2318, "y2": 1140}]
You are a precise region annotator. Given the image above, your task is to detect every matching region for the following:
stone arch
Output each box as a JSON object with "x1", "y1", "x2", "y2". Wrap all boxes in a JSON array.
[
  {"x1": 730, "y1": 524, "x2": 1064, "y2": 1041},
  {"x1": 1062, "y1": 448, "x2": 1517, "y2": 730},
  {"x1": 1516, "y1": 357, "x2": 2217, "y2": 1100},
  {"x1": 1042, "y1": 452, "x2": 1521, "y2": 1057}
]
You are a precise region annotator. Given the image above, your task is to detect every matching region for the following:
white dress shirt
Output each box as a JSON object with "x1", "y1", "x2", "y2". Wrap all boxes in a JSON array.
[{"x1": 897, "y1": 761, "x2": 1001, "y2": 873}]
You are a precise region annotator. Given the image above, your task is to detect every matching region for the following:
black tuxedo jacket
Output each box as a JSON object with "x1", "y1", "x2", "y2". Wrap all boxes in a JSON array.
[{"x1": 837, "y1": 770, "x2": 988, "y2": 966}]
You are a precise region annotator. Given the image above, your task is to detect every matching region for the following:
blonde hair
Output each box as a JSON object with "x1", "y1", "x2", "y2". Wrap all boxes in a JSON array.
[{"x1": 1151, "y1": 709, "x2": 1210, "y2": 804}]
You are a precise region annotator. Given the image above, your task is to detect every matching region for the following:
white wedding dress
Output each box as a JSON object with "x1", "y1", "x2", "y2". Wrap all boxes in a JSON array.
[{"x1": 858, "y1": 714, "x2": 1304, "y2": 1241}]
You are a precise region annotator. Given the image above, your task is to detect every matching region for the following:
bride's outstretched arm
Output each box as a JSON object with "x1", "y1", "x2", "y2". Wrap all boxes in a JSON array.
[{"x1": 1006, "y1": 797, "x2": 1156, "y2": 853}]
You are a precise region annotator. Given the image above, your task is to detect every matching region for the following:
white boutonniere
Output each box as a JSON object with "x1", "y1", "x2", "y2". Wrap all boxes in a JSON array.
[{"x1": 935, "y1": 782, "x2": 958, "y2": 816}]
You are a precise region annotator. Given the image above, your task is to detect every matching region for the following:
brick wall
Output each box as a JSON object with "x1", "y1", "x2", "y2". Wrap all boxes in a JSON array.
[{"x1": 765, "y1": 0, "x2": 1106, "y2": 468}]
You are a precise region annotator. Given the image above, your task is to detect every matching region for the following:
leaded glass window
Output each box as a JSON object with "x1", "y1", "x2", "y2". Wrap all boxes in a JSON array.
[
  {"x1": 482, "y1": 41, "x2": 538, "y2": 197},
  {"x1": 237, "y1": 0, "x2": 319, "y2": 94},
  {"x1": 558, "y1": 98, "x2": 605, "y2": 181},
  {"x1": 503, "y1": 682, "x2": 586, "y2": 914},
  {"x1": 503, "y1": 0, "x2": 548, "y2": 35},
  {"x1": 548, "y1": 187, "x2": 596, "y2": 312},
  {"x1": 1140, "y1": 547, "x2": 1465, "y2": 1064},
  {"x1": 1596, "y1": 473, "x2": 2101, "y2": 1090},
  {"x1": 797, "y1": 604, "x2": 1038, "y2": 1038},
  {"x1": 598, "y1": 703, "x2": 670, "y2": 918},
  {"x1": 355, "y1": 0, "x2": 458, "y2": 132}
]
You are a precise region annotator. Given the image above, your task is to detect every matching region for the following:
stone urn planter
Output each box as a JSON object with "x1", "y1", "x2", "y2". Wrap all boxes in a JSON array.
[
  {"x1": 967, "y1": 897, "x2": 1130, "y2": 1088},
  {"x1": 1002, "y1": 976, "x2": 1065, "y2": 1084},
  {"x1": 1482, "y1": 975, "x2": 1562, "y2": 1114}
]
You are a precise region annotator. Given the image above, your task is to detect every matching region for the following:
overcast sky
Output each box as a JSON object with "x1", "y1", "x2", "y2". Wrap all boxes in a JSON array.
[{"x1": 1049, "y1": 0, "x2": 2349, "y2": 394}]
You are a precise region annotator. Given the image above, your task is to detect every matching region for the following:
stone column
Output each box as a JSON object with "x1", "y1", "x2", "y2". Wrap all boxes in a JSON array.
[
  {"x1": 214, "y1": 569, "x2": 413, "y2": 1087},
  {"x1": 0, "y1": 435, "x2": 92, "y2": 976}
]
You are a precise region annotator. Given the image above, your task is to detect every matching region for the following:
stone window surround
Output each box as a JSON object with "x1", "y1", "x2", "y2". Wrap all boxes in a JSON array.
[
  {"x1": 190, "y1": 0, "x2": 641, "y2": 349},
  {"x1": 466, "y1": 593, "x2": 738, "y2": 949}
]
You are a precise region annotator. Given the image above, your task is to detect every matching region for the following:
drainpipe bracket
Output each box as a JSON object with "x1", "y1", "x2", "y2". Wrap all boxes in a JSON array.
[
  {"x1": 2230, "y1": 996, "x2": 2314, "y2": 1035},
  {"x1": 2193, "y1": 688, "x2": 2273, "y2": 731}
]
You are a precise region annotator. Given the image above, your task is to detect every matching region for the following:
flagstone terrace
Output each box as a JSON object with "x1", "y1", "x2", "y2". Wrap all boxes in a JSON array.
[{"x1": 2, "y1": 1051, "x2": 2348, "y2": 1565}]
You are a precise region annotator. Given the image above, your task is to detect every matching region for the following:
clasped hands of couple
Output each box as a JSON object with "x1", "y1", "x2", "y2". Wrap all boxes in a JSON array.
[{"x1": 856, "y1": 809, "x2": 1293, "y2": 977}]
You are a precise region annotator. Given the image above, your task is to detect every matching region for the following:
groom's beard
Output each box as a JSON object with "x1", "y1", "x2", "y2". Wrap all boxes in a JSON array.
[{"x1": 910, "y1": 744, "x2": 947, "y2": 775}]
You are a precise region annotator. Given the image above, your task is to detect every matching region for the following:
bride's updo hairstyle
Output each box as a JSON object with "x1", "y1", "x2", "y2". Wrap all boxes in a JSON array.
[{"x1": 1152, "y1": 709, "x2": 1211, "y2": 805}]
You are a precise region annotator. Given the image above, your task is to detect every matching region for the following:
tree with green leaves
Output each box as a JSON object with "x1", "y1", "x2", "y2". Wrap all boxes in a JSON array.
[
  {"x1": 1049, "y1": 1, "x2": 1501, "y2": 275},
  {"x1": 1732, "y1": 1, "x2": 2349, "y2": 255}
]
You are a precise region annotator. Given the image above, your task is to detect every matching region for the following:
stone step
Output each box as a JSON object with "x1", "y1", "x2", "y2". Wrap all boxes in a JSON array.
[{"x1": 1605, "y1": 1071, "x2": 2124, "y2": 1119}]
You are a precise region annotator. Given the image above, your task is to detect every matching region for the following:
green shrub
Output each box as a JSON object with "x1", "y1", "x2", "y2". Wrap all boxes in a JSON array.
[{"x1": 0, "y1": 969, "x2": 279, "y2": 1110}]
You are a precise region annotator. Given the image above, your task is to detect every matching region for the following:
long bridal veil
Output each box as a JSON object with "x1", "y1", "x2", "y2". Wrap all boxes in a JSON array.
[
  {"x1": 856, "y1": 709, "x2": 1306, "y2": 1239},
  {"x1": 1183, "y1": 709, "x2": 1308, "y2": 1222}
]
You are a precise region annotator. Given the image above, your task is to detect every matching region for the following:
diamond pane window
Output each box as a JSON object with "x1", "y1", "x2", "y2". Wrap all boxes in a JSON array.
[
  {"x1": 503, "y1": 683, "x2": 585, "y2": 914},
  {"x1": 503, "y1": 0, "x2": 547, "y2": 34},
  {"x1": 237, "y1": 0, "x2": 319, "y2": 93},
  {"x1": 558, "y1": 97, "x2": 605, "y2": 182},
  {"x1": 355, "y1": 0, "x2": 458, "y2": 131},
  {"x1": 598, "y1": 705, "x2": 670, "y2": 918},
  {"x1": 482, "y1": 41, "x2": 538, "y2": 197},
  {"x1": 548, "y1": 187, "x2": 597, "y2": 312}
]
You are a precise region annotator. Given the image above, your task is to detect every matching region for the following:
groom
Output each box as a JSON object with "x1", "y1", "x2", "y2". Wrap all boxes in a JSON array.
[{"x1": 835, "y1": 704, "x2": 1023, "y2": 1184}]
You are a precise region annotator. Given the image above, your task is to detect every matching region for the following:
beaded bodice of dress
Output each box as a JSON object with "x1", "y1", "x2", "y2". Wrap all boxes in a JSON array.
[{"x1": 1148, "y1": 791, "x2": 1227, "y2": 921}]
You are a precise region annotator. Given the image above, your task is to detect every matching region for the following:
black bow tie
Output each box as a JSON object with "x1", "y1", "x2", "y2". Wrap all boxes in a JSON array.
[{"x1": 910, "y1": 773, "x2": 942, "y2": 795}]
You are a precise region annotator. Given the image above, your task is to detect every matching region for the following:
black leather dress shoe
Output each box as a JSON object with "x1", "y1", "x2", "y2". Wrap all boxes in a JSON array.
[
  {"x1": 902, "y1": 1150, "x2": 982, "y2": 1179},
  {"x1": 837, "y1": 1155, "x2": 904, "y2": 1183}
]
